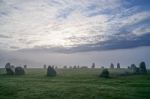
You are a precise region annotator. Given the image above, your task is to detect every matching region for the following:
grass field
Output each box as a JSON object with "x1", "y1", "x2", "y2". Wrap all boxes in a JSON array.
[{"x1": 0, "y1": 68, "x2": 150, "y2": 99}]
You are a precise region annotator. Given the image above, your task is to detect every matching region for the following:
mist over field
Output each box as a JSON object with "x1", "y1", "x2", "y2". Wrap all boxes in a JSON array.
[{"x1": 0, "y1": 46, "x2": 150, "y2": 68}]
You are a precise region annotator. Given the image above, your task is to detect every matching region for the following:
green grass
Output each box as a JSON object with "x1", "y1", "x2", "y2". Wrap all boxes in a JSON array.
[{"x1": 0, "y1": 68, "x2": 150, "y2": 99}]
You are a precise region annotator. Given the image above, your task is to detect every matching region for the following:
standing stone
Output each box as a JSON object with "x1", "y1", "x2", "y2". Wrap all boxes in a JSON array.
[
  {"x1": 131, "y1": 64, "x2": 136, "y2": 72},
  {"x1": 55, "y1": 66, "x2": 58, "y2": 69},
  {"x1": 131, "y1": 64, "x2": 139, "y2": 74},
  {"x1": 5, "y1": 62, "x2": 15, "y2": 75},
  {"x1": 15, "y1": 67, "x2": 25, "y2": 75},
  {"x1": 128, "y1": 66, "x2": 130, "y2": 69},
  {"x1": 101, "y1": 66, "x2": 104, "y2": 69},
  {"x1": 43, "y1": 64, "x2": 47, "y2": 69},
  {"x1": 139, "y1": 61, "x2": 147, "y2": 74},
  {"x1": 73, "y1": 65, "x2": 77, "y2": 69},
  {"x1": 63, "y1": 65, "x2": 67, "y2": 69},
  {"x1": 100, "y1": 69, "x2": 109, "y2": 78},
  {"x1": 117, "y1": 63, "x2": 120, "y2": 69},
  {"x1": 135, "y1": 67, "x2": 140, "y2": 74},
  {"x1": 91, "y1": 63, "x2": 95, "y2": 69},
  {"x1": 110, "y1": 63, "x2": 114, "y2": 69},
  {"x1": 24, "y1": 65, "x2": 27, "y2": 69},
  {"x1": 47, "y1": 66, "x2": 56, "y2": 76}
]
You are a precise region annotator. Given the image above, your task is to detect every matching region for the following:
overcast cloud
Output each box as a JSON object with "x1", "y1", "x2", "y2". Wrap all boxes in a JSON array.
[{"x1": 0, "y1": 0, "x2": 150, "y2": 67}]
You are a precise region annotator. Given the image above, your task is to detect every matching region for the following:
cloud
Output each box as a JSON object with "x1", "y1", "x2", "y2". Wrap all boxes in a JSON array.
[
  {"x1": 19, "y1": 33, "x2": 150, "y2": 53},
  {"x1": 0, "y1": 0, "x2": 150, "y2": 53},
  {"x1": 0, "y1": 34, "x2": 10, "y2": 38}
]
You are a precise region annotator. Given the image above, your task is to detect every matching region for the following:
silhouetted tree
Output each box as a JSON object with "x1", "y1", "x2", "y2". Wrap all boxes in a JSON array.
[
  {"x1": 139, "y1": 61, "x2": 147, "y2": 74},
  {"x1": 110, "y1": 63, "x2": 114, "y2": 69},
  {"x1": 47, "y1": 66, "x2": 56, "y2": 76},
  {"x1": 100, "y1": 69, "x2": 109, "y2": 78},
  {"x1": 117, "y1": 63, "x2": 120, "y2": 69},
  {"x1": 91, "y1": 63, "x2": 95, "y2": 69},
  {"x1": 15, "y1": 66, "x2": 25, "y2": 75}
]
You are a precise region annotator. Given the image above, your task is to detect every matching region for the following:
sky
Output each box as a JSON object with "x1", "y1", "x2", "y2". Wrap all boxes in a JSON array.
[{"x1": 0, "y1": 0, "x2": 150, "y2": 68}]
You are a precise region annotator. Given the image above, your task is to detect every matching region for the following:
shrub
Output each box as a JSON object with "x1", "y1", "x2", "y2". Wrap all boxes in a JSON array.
[{"x1": 100, "y1": 69, "x2": 109, "y2": 78}]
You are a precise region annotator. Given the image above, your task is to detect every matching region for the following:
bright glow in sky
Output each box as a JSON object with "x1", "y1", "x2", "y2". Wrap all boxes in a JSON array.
[
  {"x1": 0, "y1": 0, "x2": 150, "y2": 52},
  {"x1": 0, "y1": 0, "x2": 150, "y2": 67}
]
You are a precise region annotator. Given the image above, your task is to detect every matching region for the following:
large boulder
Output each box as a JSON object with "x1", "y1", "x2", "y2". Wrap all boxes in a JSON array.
[
  {"x1": 5, "y1": 63, "x2": 15, "y2": 75},
  {"x1": 47, "y1": 66, "x2": 56, "y2": 76},
  {"x1": 15, "y1": 67, "x2": 25, "y2": 75},
  {"x1": 100, "y1": 69, "x2": 109, "y2": 78}
]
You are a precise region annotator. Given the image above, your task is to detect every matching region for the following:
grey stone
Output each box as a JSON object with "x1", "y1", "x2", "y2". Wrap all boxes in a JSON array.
[
  {"x1": 47, "y1": 66, "x2": 56, "y2": 76},
  {"x1": 5, "y1": 63, "x2": 15, "y2": 75},
  {"x1": 100, "y1": 69, "x2": 109, "y2": 78},
  {"x1": 139, "y1": 61, "x2": 147, "y2": 74},
  {"x1": 15, "y1": 67, "x2": 25, "y2": 75}
]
